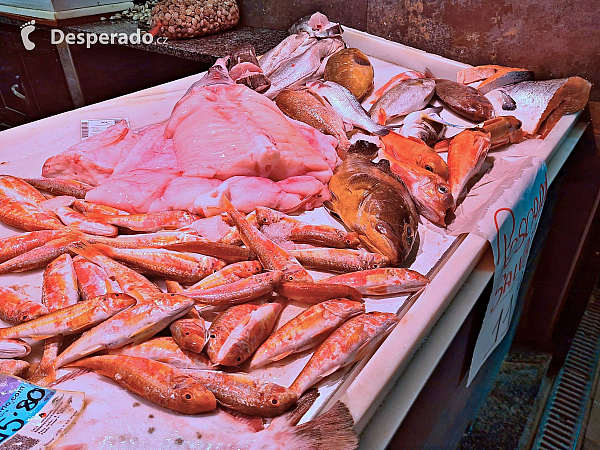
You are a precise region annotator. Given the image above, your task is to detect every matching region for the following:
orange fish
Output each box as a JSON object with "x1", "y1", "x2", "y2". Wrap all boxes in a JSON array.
[
  {"x1": 185, "y1": 271, "x2": 283, "y2": 306},
  {"x1": 447, "y1": 130, "x2": 491, "y2": 203},
  {"x1": 87, "y1": 242, "x2": 226, "y2": 283},
  {"x1": 181, "y1": 369, "x2": 298, "y2": 417},
  {"x1": 262, "y1": 222, "x2": 361, "y2": 249},
  {"x1": 214, "y1": 300, "x2": 283, "y2": 366},
  {"x1": 67, "y1": 355, "x2": 216, "y2": 414},
  {"x1": 290, "y1": 312, "x2": 398, "y2": 396},
  {"x1": 222, "y1": 197, "x2": 312, "y2": 283},
  {"x1": 0, "y1": 234, "x2": 81, "y2": 275},
  {"x1": 0, "y1": 230, "x2": 68, "y2": 264},
  {"x1": 0, "y1": 293, "x2": 136, "y2": 340},
  {"x1": 73, "y1": 256, "x2": 122, "y2": 301},
  {"x1": 250, "y1": 299, "x2": 365, "y2": 370},
  {"x1": 0, "y1": 175, "x2": 46, "y2": 206},
  {"x1": 90, "y1": 210, "x2": 199, "y2": 232},
  {"x1": 0, "y1": 338, "x2": 31, "y2": 358},
  {"x1": 69, "y1": 241, "x2": 162, "y2": 302},
  {"x1": 55, "y1": 293, "x2": 194, "y2": 367},
  {"x1": 289, "y1": 248, "x2": 389, "y2": 272},
  {"x1": 0, "y1": 196, "x2": 64, "y2": 231},
  {"x1": 0, "y1": 359, "x2": 30, "y2": 377},
  {"x1": 105, "y1": 336, "x2": 214, "y2": 370},
  {"x1": 322, "y1": 268, "x2": 430, "y2": 296},
  {"x1": 170, "y1": 307, "x2": 208, "y2": 353},
  {"x1": 205, "y1": 302, "x2": 262, "y2": 364},
  {"x1": 23, "y1": 177, "x2": 93, "y2": 198},
  {"x1": 0, "y1": 286, "x2": 48, "y2": 324},
  {"x1": 387, "y1": 159, "x2": 454, "y2": 226},
  {"x1": 72, "y1": 199, "x2": 130, "y2": 216},
  {"x1": 275, "y1": 282, "x2": 362, "y2": 303},
  {"x1": 186, "y1": 260, "x2": 263, "y2": 291},
  {"x1": 29, "y1": 253, "x2": 80, "y2": 385},
  {"x1": 378, "y1": 116, "x2": 449, "y2": 180},
  {"x1": 41, "y1": 196, "x2": 118, "y2": 237}
]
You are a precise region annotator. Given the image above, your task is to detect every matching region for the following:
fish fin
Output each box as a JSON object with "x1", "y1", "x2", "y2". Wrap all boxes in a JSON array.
[
  {"x1": 130, "y1": 323, "x2": 160, "y2": 341},
  {"x1": 277, "y1": 401, "x2": 358, "y2": 449},
  {"x1": 499, "y1": 90, "x2": 517, "y2": 111},
  {"x1": 69, "y1": 240, "x2": 103, "y2": 261},
  {"x1": 31, "y1": 335, "x2": 55, "y2": 341},
  {"x1": 220, "y1": 406, "x2": 265, "y2": 432},
  {"x1": 271, "y1": 350, "x2": 295, "y2": 362},
  {"x1": 219, "y1": 195, "x2": 235, "y2": 213}
]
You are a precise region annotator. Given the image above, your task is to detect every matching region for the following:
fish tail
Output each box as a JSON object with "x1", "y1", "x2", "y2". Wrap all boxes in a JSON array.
[
  {"x1": 423, "y1": 67, "x2": 436, "y2": 78},
  {"x1": 282, "y1": 401, "x2": 359, "y2": 450},
  {"x1": 219, "y1": 195, "x2": 235, "y2": 213}
]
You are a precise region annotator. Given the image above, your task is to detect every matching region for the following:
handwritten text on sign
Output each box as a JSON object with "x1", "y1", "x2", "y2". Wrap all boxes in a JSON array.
[{"x1": 468, "y1": 164, "x2": 548, "y2": 386}]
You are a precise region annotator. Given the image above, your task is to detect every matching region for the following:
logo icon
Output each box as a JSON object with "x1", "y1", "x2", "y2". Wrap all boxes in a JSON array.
[{"x1": 20, "y1": 20, "x2": 35, "y2": 50}]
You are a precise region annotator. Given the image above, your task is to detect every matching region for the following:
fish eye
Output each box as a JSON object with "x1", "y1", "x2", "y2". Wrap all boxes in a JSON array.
[
  {"x1": 424, "y1": 165, "x2": 434, "y2": 172},
  {"x1": 22, "y1": 315, "x2": 29, "y2": 321},
  {"x1": 373, "y1": 264, "x2": 380, "y2": 268},
  {"x1": 287, "y1": 275, "x2": 295, "y2": 281},
  {"x1": 437, "y1": 185, "x2": 448, "y2": 194},
  {"x1": 209, "y1": 334, "x2": 216, "y2": 339},
  {"x1": 270, "y1": 397, "x2": 279, "y2": 405},
  {"x1": 185, "y1": 332, "x2": 190, "y2": 336},
  {"x1": 236, "y1": 357, "x2": 242, "y2": 362},
  {"x1": 262, "y1": 217, "x2": 268, "y2": 223},
  {"x1": 345, "y1": 239, "x2": 352, "y2": 244},
  {"x1": 184, "y1": 393, "x2": 193, "y2": 400}
]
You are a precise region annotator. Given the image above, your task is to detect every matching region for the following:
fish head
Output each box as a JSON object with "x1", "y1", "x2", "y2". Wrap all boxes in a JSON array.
[
  {"x1": 17, "y1": 303, "x2": 48, "y2": 323},
  {"x1": 258, "y1": 383, "x2": 298, "y2": 415},
  {"x1": 255, "y1": 206, "x2": 285, "y2": 225},
  {"x1": 283, "y1": 266, "x2": 313, "y2": 283},
  {"x1": 415, "y1": 151, "x2": 449, "y2": 180},
  {"x1": 235, "y1": 261, "x2": 263, "y2": 277},
  {"x1": 414, "y1": 171, "x2": 454, "y2": 226},
  {"x1": 362, "y1": 215, "x2": 414, "y2": 265},
  {"x1": 172, "y1": 375, "x2": 216, "y2": 412},
  {"x1": 101, "y1": 293, "x2": 137, "y2": 311}
]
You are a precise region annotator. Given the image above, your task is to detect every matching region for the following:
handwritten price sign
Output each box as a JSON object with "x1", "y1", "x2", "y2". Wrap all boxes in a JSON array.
[{"x1": 467, "y1": 162, "x2": 548, "y2": 386}]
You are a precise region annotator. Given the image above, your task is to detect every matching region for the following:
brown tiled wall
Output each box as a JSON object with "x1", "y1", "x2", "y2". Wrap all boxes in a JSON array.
[{"x1": 238, "y1": 0, "x2": 599, "y2": 101}]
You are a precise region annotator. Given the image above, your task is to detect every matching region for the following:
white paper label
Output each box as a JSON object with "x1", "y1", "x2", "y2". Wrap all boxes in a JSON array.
[
  {"x1": 0, "y1": 374, "x2": 85, "y2": 449},
  {"x1": 81, "y1": 118, "x2": 129, "y2": 140},
  {"x1": 467, "y1": 160, "x2": 548, "y2": 386}
]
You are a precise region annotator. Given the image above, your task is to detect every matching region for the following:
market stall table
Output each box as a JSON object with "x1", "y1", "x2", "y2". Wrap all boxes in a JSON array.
[{"x1": 0, "y1": 27, "x2": 587, "y2": 448}]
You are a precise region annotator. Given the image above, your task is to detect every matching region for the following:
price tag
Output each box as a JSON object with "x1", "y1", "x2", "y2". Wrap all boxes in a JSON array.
[
  {"x1": 81, "y1": 118, "x2": 129, "y2": 140},
  {"x1": 467, "y1": 160, "x2": 548, "y2": 386},
  {"x1": 0, "y1": 375, "x2": 84, "y2": 449}
]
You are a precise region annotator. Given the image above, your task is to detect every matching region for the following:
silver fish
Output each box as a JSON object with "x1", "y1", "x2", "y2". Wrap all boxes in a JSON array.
[
  {"x1": 307, "y1": 81, "x2": 392, "y2": 136},
  {"x1": 259, "y1": 34, "x2": 316, "y2": 77},
  {"x1": 485, "y1": 76, "x2": 591, "y2": 136},
  {"x1": 263, "y1": 38, "x2": 345, "y2": 99},
  {"x1": 400, "y1": 106, "x2": 446, "y2": 145},
  {"x1": 369, "y1": 78, "x2": 436, "y2": 122}
]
